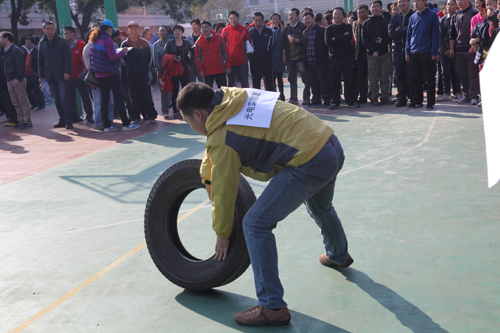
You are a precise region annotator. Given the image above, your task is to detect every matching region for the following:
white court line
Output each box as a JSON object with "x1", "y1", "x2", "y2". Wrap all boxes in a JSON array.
[
  {"x1": 339, "y1": 113, "x2": 438, "y2": 176},
  {"x1": 3, "y1": 114, "x2": 437, "y2": 245}
]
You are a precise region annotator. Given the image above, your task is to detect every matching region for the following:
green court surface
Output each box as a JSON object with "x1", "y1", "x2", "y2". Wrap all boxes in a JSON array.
[{"x1": 1, "y1": 105, "x2": 499, "y2": 332}]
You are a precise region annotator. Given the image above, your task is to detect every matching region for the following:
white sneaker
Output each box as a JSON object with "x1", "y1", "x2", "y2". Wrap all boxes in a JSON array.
[
  {"x1": 103, "y1": 125, "x2": 117, "y2": 132},
  {"x1": 477, "y1": 101, "x2": 482, "y2": 107},
  {"x1": 436, "y1": 94, "x2": 452, "y2": 102},
  {"x1": 471, "y1": 99, "x2": 479, "y2": 105},
  {"x1": 123, "y1": 123, "x2": 140, "y2": 131}
]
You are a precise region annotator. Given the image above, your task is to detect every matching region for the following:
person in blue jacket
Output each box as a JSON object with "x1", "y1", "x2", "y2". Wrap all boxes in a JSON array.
[{"x1": 405, "y1": 0, "x2": 440, "y2": 109}]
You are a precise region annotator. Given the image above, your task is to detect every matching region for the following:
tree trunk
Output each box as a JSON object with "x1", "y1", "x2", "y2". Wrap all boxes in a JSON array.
[
  {"x1": 10, "y1": 0, "x2": 21, "y2": 45},
  {"x1": 71, "y1": 12, "x2": 91, "y2": 40}
]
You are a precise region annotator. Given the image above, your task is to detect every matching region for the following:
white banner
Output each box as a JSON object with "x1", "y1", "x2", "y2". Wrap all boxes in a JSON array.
[{"x1": 480, "y1": 38, "x2": 500, "y2": 188}]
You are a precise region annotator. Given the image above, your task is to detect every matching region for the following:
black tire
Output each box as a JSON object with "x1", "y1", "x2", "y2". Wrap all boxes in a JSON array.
[{"x1": 144, "y1": 159, "x2": 255, "y2": 290}]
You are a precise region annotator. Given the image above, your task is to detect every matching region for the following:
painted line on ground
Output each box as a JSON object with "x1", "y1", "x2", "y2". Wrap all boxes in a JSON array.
[
  {"x1": 339, "y1": 113, "x2": 438, "y2": 176},
  {"x1": 9, "y1": 199, "x2": 211, "y2": 333}
]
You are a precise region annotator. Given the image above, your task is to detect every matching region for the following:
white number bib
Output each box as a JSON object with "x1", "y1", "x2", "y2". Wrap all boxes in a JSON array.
[{"x1": 226, "y1": 89, "x2": 279, "y2": 128}]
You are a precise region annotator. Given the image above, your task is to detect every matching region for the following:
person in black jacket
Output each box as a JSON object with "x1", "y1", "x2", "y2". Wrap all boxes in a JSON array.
[
  {"x1": 121, "y1": 21, "x2": 158, "y2": 124},
  {"x1": 362, "y1": 0, "x2": 393, "y2": 106},
  {"x1": 437, "y1": 0, "x2": 461, "y2": 101},
  {"x1": 301, "y1": 12, "x2": 331, "y2": 106},
  {"x1": 249, "y1": 12, "x2": 275, "y2": 91},
  {"x1": 0, "y1": 38, "x2": 18, "y2": 126},
  {"x1": 1, "y1": 32, "x2": 33, "y2": 129},
  {"x1": 38, "y1": 21, "x2": 73, "y2": 129},
  {"x1": 24, "y1": 36, "x2": 45, "y2": 110},
  {"x1": 325, "y1": 8, "x2": 359, "y2": 109},
  {"x1": 165, "y1": 24, "x2": 194, "y2": 119},
  {"x1": 389, "y1": 0, "x2": 414, "y2": 107}
]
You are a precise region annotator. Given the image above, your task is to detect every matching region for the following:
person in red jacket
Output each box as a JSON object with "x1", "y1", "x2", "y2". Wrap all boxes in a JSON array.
[
  {"x1": 63, "y1": 26, "x2": 93, "y2": 122},
  {"x1": 195, "y1": 20, "x2": 231, "y2": 88},
  {"x1": 221, "y1": 10, "x2": 251, "y2": 88}
]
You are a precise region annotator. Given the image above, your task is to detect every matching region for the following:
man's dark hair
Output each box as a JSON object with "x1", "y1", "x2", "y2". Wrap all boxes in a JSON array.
[
  {"x1": 357, "y1": 3, "x2": 369, "y2": 11},
  {"x1": 301, "y1": 7, "x2": 313, "y2": 15},
  {"x1": 25, "y1": 35, "x2": 35, "y2": 44},
  {"x1": 254, "y1": 12, "x2": 264, "y2": 20},
  {"x1": 387, "y1": 3, "x2": 393, "y2": 11},
  {"x1": 190, "y1": 18, "x2": 201, "y2": 26},
  {"x1": 42, "y1": 21, "x2": 56, "y2": 29},
  {"x1": 303, "y1": 12, "x2": 314, "y2": 19},
  {"x1": 228, "y1": 10, "x2": 240, "y2": 18},
  {"x1": 63, "y1": 26, "x2": 75, "y2": 34},
  {"x1": 290, "y1": 8, "x2": 300, "y2": 16},
  {"x1": 215, "y1": 22, "x2": 226, "y2": 31},
  {"x1": 177, "y1": 83, "x2": 215, "y2": 117},
  {"x1": 370, "y1": 0, "x2": 383, "y2": 7},
  {"x1": 324, "y1": 11, "x2": 333, "y2": 23},
  {"x1": 314, "y1": 13, "x2": 324, "y2": 23},
  {"x1": 200, "y1": 20, "x2": 211, "y2": 27},
  {"x1": 173, "y1": 24, "x2": 184, "y2": 33},
  {"x1": 1, "y1": 31, "x2": 13, "y2": 43},
  {"x1": 333, "y1": 7, "x2": 346, "y2": 16},
  {"x1": 347, "y1": 11, "x2": 358, "y2": 20}
]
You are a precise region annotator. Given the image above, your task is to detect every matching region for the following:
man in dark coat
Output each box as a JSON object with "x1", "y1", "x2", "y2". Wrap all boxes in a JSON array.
[{"x1": 38, "y1": 21, "x2": 73, "y2": 129}]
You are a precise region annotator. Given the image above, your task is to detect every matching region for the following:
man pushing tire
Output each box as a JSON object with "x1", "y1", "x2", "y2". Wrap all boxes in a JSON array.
[{"x1": 177, "y1": 83, "x2": 353, "y2": 326}]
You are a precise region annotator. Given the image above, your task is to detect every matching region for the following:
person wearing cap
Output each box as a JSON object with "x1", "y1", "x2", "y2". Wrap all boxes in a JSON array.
[
  {"x1": 121, "y1": 21, "x2": 158, "y2": 124},
  {"x1": 89, "y1": 19, "x2": 139, "y2": 132},
  {"x1": 38, "y1": 20, "x2": 73, "y2": 129}
]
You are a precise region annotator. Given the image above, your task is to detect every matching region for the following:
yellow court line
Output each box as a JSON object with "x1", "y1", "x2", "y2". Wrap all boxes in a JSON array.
[{"x1": 10, "y1": 198, "x2": 211, "y2": 333}]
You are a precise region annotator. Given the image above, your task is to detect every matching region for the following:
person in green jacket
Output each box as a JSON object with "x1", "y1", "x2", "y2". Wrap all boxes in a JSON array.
[{"x1": 177, "y1": 82, "x2": 353, "y2": 327}]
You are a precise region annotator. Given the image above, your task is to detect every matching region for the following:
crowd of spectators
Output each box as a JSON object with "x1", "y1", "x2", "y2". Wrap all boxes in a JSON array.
[{"x1": 0, "y1": 0, "x2": 498, "y2": 131}]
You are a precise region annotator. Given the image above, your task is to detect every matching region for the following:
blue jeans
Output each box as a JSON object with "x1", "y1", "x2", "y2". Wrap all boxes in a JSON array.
[
  {"x1": 243, "y1": 135, "x2": 349, "y2": 309},
  {"x1": 47, "y1": 78, "x2": 71, "y2": 125},
  {"x1": 92, "y1": 89, "x2": 114, "y2": 129}
]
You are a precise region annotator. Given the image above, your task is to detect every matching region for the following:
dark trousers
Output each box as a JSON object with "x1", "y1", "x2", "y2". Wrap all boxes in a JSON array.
[
  {"x1": 98, "y1": 74, "x2": 130, "y2": 129},
  {"x1": 355, "y1": 52, "x2": 368, "y2": 102},
  {"x1": 329, "y1": 57, "x2": 356, "y2": 105},
  {"x1": 393, "y1": 47, "x2": 413, "y2": 102},
  {"x1": 227, "y1": 64, "x2": 249, "y2": 88},
  {"x1": 128, "y1": 73, "x2": 157, "y2": 121},
  {"x1": 436, "y1": 58, "x2": 443, "y2": 95},
  {"x1": 250, "y1": 58, "x2": 274, "y2": 91},
  {"x1": 47, "y1": 78, "x2": 72, "y2": 125},
  {"x1": 440, "y1": 51, "x2": 461, "y2": 95},
  {"x1": 68, "y1": 78, "x2": 93, "y2": 121},
  {"x1": 171, "y1": 76, "x2": 190, "y2": 113},
  {"x1": 26, "y1": 74, "x2": 45, "y2": 108},
  {"x1": 0, "y1": 89, "x2": 17, "y2": 123},
  {"x1": 287, "y1": 60, "x2": 307, "y2": 102},
  {"x1": 204, "y1": 73, "x2": 227, "y2": 89},
  {"x1": 120, "y1": 71, "x2": 133, "y2": 116},
  {"x1": 307, "y1": 63, "x2": 331, "y2": 104},
  {"x1": 409, "y1": 53, "x2": 436, "y2": 105},
  {"x1": 190, "y1": 62, "x2": 203, "y2": 83},
  {"x1": 455, "y1": 51, "x2": 480, "y2": 100}
]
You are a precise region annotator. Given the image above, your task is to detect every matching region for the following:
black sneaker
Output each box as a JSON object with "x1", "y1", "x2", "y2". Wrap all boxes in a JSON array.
[
  {"x1": 35, "y1": 106, "x2": 45, "y2": 111},
  {"x1": 347, "y1": 103, "x2": 360, "y2": 108},
  {"x1": 371, "y1": 100, "x2": 381, "y2": 106},
  {"x1": 54, "y1": 122, "x2": 65, "y2": 128},
  {"x1": 173, "y1": 112, "x2": 183, "y2": 120},
  {"x1": 426, "y1": 103, "x2": 434, "y2": 109},
  {"x1": 395, "y1": 100, "x2": 407, "y2": 107},
  {"x1": 380, "y1": 97, "x2": 394, "y2": 105},
  {"x1": 408, "y1": 102, "x2": 423, "y2": 108},
  {"x1": 302, "y1": 100, "x2": 310, "y2": 106}
]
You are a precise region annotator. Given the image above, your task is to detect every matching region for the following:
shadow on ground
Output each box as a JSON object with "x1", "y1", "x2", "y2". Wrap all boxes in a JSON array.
[
  {"x1": 175, "y1": 289, "x2": 350, "y2": 332},
  {"x1": 340, "y1": 268, "x2": 449, "y2": 333}
]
